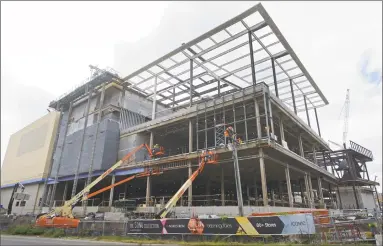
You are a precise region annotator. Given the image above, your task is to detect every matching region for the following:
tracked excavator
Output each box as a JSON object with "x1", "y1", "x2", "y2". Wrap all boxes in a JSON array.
[{"x1": 35, "y1": 143, "x2": 163, "y2": 228}]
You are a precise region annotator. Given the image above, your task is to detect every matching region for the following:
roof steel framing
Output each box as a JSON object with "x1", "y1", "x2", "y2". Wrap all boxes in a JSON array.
[{"x1": 121, "y1": 3, "x2": 328, "y2": 110}]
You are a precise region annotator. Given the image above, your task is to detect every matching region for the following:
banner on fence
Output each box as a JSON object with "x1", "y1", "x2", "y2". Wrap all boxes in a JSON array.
[{"x1": 127, "y1": 214, "x2": 315, "y2": 235}]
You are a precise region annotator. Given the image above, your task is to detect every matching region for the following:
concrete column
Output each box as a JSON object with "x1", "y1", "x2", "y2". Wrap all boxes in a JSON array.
[
  {"x1": 285, "y1": 167, "x2": 293, "y2": 207},
  {"x1": 308, "y1": 174, "x2": 314, "y2": 207},
  {"x1": 188, "y1": 119, "x2": 193, "y2": 207},
  {"x1": 145, "y1": 175, "x2": 151, "y2": 206},
  {"x1": 62, "y1": 182, "x2": 68, "y2": 202},
  {"x1": 109, "y1": 175, "x2": 115, "y2": 208},
  {"x1": 246, "y1": 185, "x2": 251, "y2": 206},
  {"x1": 254, "y1": 174, "x2": 258, "y2": 206},
  {"x1": 221, "y1": 167, "x2": 225, "y2": 206},
  {"x1": 259, "y1": 148, "x2": 268, "y2": 206},
  {"x1": 298, "y1": 134, "x2": 304, "y2": 157},
  {"x1": 303, "y1": 174, "x2": 311, "y2": 208},
  {"x1": 317, "y1": 177, "x2": 324, "y2": 207}
]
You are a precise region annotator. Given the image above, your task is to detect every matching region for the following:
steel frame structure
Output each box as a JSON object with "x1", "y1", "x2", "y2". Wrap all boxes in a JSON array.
[{"x1": 121, "y1": 3, "x2": 328, "y2": 116}]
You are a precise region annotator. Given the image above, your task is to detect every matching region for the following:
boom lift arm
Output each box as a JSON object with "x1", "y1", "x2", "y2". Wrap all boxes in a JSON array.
[
  {"x1": 156, "y1": 150, "x2": 217, "y2": 219},
  {"x1": 36, "y1": 143, "x2": 154, "y2": 227}
]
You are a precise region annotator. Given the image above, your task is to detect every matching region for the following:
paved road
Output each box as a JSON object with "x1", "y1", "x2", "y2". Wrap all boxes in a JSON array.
[{"x1": 1, "y1": 235, "x2": 177, "y2": 246}]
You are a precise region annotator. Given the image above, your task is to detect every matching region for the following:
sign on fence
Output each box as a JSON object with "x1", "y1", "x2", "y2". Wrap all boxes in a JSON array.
[{"x1": 127, "y1": 214, "x2": 315, "y2": 235}]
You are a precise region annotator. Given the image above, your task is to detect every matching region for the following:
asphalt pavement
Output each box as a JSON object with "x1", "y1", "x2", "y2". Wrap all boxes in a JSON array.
[{"x1": 0, "y1": 235, "x2": 177, "y2": 246}]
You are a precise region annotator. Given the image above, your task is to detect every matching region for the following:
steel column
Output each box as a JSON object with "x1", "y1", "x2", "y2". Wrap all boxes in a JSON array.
[
  {"x1": 298, "y1": 134, "x2": 304, "y2": 157},
  {"x1": 62, "y1": 181, "x2": 68, "y2": 202},
  {"x1": 314, "y1": 108, "x2": 321, "y2": 137},
  {"x1": 242, "y1": 90, "x2": 248, "y2": 141},
  {"x1": 279, "y1": 117, "x2": 285, "y2": 143},
  {"x1": 254, "y1": 97, "x2": 262, "y2": 139},
  {"x1": 317, "y1": 177, "x2": 324, "y2": 206},
  {"x1": 71, "y1": 87, "x2": 94, "y2": 198},
  {"x1": 289, "y1": 79, "x2": 297, "y2": 114},
  {"x1": 304, "y1": 96, "x2": 311, "y2": 127},
  {"x1": 232, "y1": 143, "x2": 244, "y2": 215},
  {"x1": 336, "y1": 186, "x2": 343, "y2": 209},
  {"x1": 152, "y1": 76, "x2": 158, "y2": 120},
  {"x1": 189, "y1": 59, "x2": 193, "y2": 106},
  {"x1": 188, "y1": 119, "x2": 193, "y2": 206},
  {"x1": 308, "y1": 174, "x2": 314, "y2": 208},
  {"x1": 221, "y1": 167, "x2": 225, "y2": 206},
  {"x1": 271, "y1": 58, "x2": 279, "y2": 97},
  {"x1": 248, "y1": 31, "x2": 256, "y2": 85}
]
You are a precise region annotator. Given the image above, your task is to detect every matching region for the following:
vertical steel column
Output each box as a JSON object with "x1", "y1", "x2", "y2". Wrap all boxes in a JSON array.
[
  {"x1": 213, "y1": 99, "x2": 217, "y2": 146},
  {"x1": 246, "y1": 185, "x2": 250, "y2": 206},
  {"x1": 189, "y1": 59, "x2": 193, "y2": 107},
  {"x1": 352, "y1": 184, "x2": 360, "y2": 209},
  {"x1": 289, "y1": 79, "x2": 297, "y2": 114},
  {"x1": 263, "y1": 90, "x2": 270, "y2": 138},
  {"x1": 312, "y1": 146, "x2": 317, "y2": 165},
  {"x1": 46, "y1": 185, "x2": 52, "y2": 207},
  {"x1": 84, "y1": 83, "x2": 106, "y2": 215},
  {"x1": 254, "y1": 97, "x2": 261, "y2": 139},
  {"x1": 172, "y1": 86, "x2": 176, "y2": 110},
  {"x1": 271, "y1": 58, "x2": 279, "y2": 98},
  {"x1": 308, "y1": 174, "x2": 314, "y2": 208},
  {"x1": 152, "y1": 76, "x2": 158, "y2": 120},
  {"x1": 303, "y1": 174, "x2": 311, "y2": 207},
  {"x1": 71, "y1": 87, "x2": 94, "y2": 198},
  {"x1": 314, "y1": 108, "x2": 321, "y2": 137},
  {"x1": 267, "y1": 88, "x2": 275, "y2": 137},
  {"x1": 304, "y1": 96, "x2": 311, "y2": 127},
  {"x1": 204, "y1": 102, "x2": 207, "y2": 149},
  {"x1": 317, "y1": 177, "x2": 324, "y2": 206},
  {"x1": 222, "y1": 96, "x2": 226, "y2": 144},
  {"x1": 196, "y1": 104, "x2": 199, "y2": 150},
  {"x1": 248, "y1": 31, "x2": 256, "y2": 85},
  {"x1": 242, "y1": 90, "x2": 248, "y2": 141},
  {"x1": 109, "y1": 175, "x2": 115, "y2": 207},
  {"x1": 221, "y1": 167, "x2": 225, "y2": 206},
  {"x1": 254, "y1": 173, "x2": 258, "y2": 206},
  {"x1": 232, "y1": 94, "x2": 237, "y2": 132},
  {"x1": 188, "y1": 120, "x2": 193, "y2": 206},
  {"x1": 259, "y1": 148, "x2": 268, "y2": 207},
  {"x1": 285, "y1": 166, "x2": 293, "y2": 207}
]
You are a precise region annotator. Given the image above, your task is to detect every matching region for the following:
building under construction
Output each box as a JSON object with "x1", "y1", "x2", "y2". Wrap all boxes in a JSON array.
[{"x1": 1, "y1": 3, "x2": 380, "y2": 218}]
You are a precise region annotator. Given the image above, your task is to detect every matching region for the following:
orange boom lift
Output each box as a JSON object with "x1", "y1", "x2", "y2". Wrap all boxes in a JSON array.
[{"x1": 36, "y1": 143, "x2": 162, "y2": 228}]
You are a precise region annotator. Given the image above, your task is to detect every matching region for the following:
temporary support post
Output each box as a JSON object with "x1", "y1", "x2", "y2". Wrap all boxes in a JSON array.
[
  {"x1": 304, "y1": 96, "x2": 311, "y2": 127},
  {"x1": 71, "y1": 86, "x2": 94, "y2": 198},
  {"x1": 232, "y1": 143, "x2": 244, "y2": 215},
  {"x1": 189, "y1": 59, "x2": 193, "y2": 106},
  {"x1": 84, "y1": 83, "x2": 106, "y2": 216},
  {"x1": 285, "y1": 166, "x2": 293, "y2": 207},
  {"x1": 314, "y1": 108, "x2": 321, "y2": 137},
  {"x1": 317, "y1": 177, "x2": 324, "y2": 206},
  {"x1": 248, "y1": 31, "x2": 256, "y2": 85},
  {"x1": 45, "y1": 102, "x2": 73, "y2": 212},
  {"x1": 271, "y1": 58, "x2": 279, "y2": 98},
  {"x1": 289, "y1": 79, "x2": 297, "y2": 114},
  {"x1": 221, "y1": 167, "x2": 225, "y2": 206},
  {"x1": 188, "y1": 119, "x2": 193, "y2": 206},
  {"x1": 109, "y1": 175, "x2": 115, "y2": 207},
  {"x1": 298, "y1": 134, "x2": 304, "y2": 157},
  {"x1": 259, "y1": 148, "x2": 268, "y2": 207}
]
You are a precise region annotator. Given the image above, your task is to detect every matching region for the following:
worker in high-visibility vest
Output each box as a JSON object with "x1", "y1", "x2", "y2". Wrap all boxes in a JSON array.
[{"x1": 152, "y1": 144, "x2": 160, "y2": 156}]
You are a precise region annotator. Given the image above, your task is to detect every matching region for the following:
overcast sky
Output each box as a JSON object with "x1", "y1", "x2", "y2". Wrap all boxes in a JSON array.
[{"x1": 1, "y1": 2, "x2": 382, "y2": 191}]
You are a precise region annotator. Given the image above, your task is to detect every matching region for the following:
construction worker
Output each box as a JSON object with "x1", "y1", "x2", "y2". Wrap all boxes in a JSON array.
[
  {"x1": 224, "y1": 126, "x2": 236, "y2": 143},
  {"x1": 152, "y1": 144, "x2": 160, "y2": 156}
]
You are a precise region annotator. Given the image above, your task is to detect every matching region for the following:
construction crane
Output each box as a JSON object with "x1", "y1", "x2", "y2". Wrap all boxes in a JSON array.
[
  {"x1": 35, "y1": 143, "x2": 163, "y2": 228},
  {"x1": 156, "y1": 150, "x2": 218, "y2": 219}
]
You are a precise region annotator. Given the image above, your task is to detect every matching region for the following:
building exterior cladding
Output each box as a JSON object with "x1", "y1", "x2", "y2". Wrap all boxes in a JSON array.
[{"x1": 1, "y1": 3, "x2": 380, "y2": 216}]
